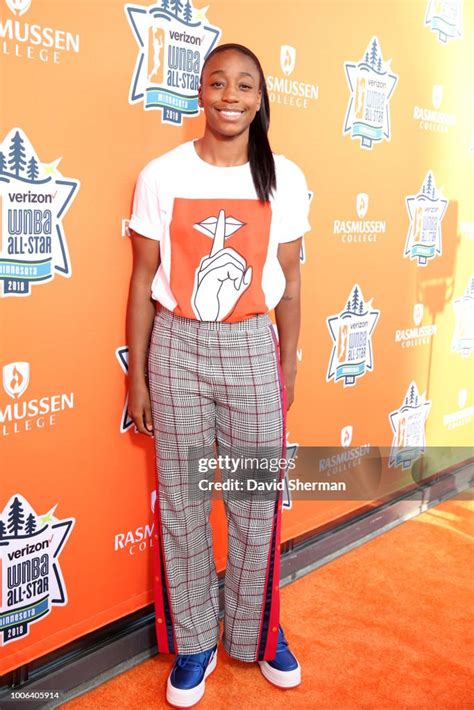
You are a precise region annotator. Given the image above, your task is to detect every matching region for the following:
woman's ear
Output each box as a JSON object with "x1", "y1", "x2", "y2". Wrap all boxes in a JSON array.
[{"x1": 198, "y1": 85, "x2": 203, "y2": 108}]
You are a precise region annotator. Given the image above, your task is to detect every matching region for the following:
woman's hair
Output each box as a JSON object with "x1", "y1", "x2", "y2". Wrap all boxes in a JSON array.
[{"x1": 200, "y1": 43, "x2": 276, "y2": 203}]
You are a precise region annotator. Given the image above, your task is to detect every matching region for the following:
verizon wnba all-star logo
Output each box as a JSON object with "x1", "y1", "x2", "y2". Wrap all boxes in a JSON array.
[
  {"x1": 343, "y1": 36, "x2": 398, "y2": 150},
  {"x1": 424, "y1": 0, "x2": 463, "y2": 43},
  {"x1": 404, "y1": 171, "x2": 448, "y2": 267},
  {"x1": 125, "y1": 0, "x2": 221, "y2": 125},
  {"x1": 0, "y1": 494, "x2": 74, "y2": 645},
  {"x1": 326, "y1": 284, "x2": 380, "y2": 387},
  {"x1": 389, "y1": 382, "x2": 431, "y2": 470},
  {"x1": 0, "y1": 128, "x2": 80, "y2": 297}
]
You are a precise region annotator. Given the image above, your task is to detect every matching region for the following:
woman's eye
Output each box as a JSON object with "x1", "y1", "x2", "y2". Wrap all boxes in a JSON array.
[
  {"x1": 211, "y1": 81, "x2": 224, "y2": 87},
  {"x1": 239, "y1": 84, "x2": 252, "y2": 90}
]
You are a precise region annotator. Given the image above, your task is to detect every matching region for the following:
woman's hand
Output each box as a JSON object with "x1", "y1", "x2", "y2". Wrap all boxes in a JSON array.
[{"x1": 128, "y1": 380, "x2": 154, "y2": 436}]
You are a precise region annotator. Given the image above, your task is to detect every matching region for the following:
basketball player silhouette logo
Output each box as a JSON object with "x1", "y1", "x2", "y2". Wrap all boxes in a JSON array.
[
  {"x1": 337, "y1": 324, "x2": 349, "y2": 362},
  {"x1": 397, "y1": 416, "x2": 407, "y2": 447},
  {"x1": 148, "y1": 27, "x2": 164, "y2": 84},
  {"x1": 355, "y1": 76, "x2": 366, "y2": 120}
]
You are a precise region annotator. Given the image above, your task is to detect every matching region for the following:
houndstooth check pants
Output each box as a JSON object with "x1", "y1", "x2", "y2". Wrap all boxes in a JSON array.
[{"x1": 147, "y1": 305, "x2": 287, "y2": 662}]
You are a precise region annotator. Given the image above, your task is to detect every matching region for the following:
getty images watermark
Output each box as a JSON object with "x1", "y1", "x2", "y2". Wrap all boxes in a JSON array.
[{"x1": 185, "y1": 445, "x2": 473, "y2": 501}]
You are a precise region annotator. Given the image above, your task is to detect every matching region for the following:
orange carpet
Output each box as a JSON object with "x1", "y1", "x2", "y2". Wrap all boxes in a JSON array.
[{"x1": 60, "y1": 494, "x2": 474, "y2": 709}]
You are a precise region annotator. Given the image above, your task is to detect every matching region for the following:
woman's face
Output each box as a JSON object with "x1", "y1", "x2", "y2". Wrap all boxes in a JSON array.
[{"x1": 199, "y1": 50, "x2": 262, "y2": 138}]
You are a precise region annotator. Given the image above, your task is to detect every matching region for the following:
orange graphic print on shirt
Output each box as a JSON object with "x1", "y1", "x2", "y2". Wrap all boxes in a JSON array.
[{"x1": 169, "y1": 198, "x2": 272, "y2": 322}]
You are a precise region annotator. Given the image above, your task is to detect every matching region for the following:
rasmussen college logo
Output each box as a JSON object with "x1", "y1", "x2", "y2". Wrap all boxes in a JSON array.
[
  {"x1": 326, "y1": 284, "x2": 380, "y2": 387},
  {"x1": 0, "y1": 128, "x2": 79, "y2": 297},
  {"x1": 1, "y1": 361, "x2": 74, "y2": 436},
  {"x1": 424, "y1": 0, "x2": 463, "y2": 43},
  {"x1": 394, "y1": 302, "x2": 437, "y2": 348},
  {"x1": 413, "y1": 84, "x2": 457, "y2": 133},
  {"x1": 404, "y1": 171, "x2": 448, "y2": 266},
  {"x1": 0, "y1": 494, "x2": 74, "y2": 645},
  {"x1": 319, "y1": 425, "x2": 371, "y2": 477},
  {"x1": 125, "y1": 0, "x2": 221, "y2": 125},
  {"x1": 114, "y1": 490, "x2": 155, "y2": 555},
  {"x1": 116, "y1": 346, "x2": 134, "y2": 433},
  {"x1": 443, "y1": 388, "x2": 474, "y2": 430},
  {"x1": 1, "y1": 0, "x2": 80, "y2": 63},
  {"x1": 333, "y1": 192, "x2": 387, "y2": 244},
  {"x1": 343, "y1": 36, "x2": 398, "y2": 150},
  {"x1": 451, "y1": 275, "x2": 474, "y2": 357},
  {"x1": 389, "y1": 382, "x2": 431, "y2": 470},
  {"x1": 266, "y1": 44, "x2": 319, "y2": 110}
]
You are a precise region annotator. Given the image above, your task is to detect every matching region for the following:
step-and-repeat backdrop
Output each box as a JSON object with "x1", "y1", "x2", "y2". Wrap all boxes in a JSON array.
[{"x1": 1, "y1": 0, "x2": 473, "y2": 673}]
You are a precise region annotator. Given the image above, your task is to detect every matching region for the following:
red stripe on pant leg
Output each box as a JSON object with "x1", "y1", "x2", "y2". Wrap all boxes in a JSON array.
[
  {"x1": 152, "y1": 481, "x2": 178, "y2": 654},
  {"x1": 256, "y1": 327, "x2": 288, "y2": 661}
]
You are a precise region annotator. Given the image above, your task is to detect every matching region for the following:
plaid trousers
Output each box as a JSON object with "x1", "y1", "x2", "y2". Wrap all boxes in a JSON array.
[{"x1": 147, "y1": 306, "x2": 287, "y2": 662}]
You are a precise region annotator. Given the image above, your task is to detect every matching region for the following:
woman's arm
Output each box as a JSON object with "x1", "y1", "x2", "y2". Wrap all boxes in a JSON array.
[
  {"x1": 274, "y1": 238, "x2": 302, "y2": 411},
  {"x1": 125, "y1": 231, "x2": 161, "y2": 436}
]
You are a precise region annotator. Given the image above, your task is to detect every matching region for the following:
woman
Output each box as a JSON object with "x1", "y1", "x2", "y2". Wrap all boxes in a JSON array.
[{"x1": 126, "y1": 43, "x2": 310, "y2": 708}]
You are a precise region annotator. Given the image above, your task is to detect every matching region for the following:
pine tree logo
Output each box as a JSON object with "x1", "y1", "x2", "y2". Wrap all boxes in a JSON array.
[
  {"x1": 424, "y1": 0, "x2": 463, "y2": 43},
  {"x1": 326, "y1": 284, "x2": 380, "y2": 387},
  {"x1": 0, "y1": 494, "x2": 75, "y2": 646},
  {"x1": 0, "y1": 128, "x2": 80, "y2": 298},
  {"x1": 404, "y1": 171, "x2": 448, "y2": 266},
  {"x1": 125, "y1": 1, "x2": 221, "y2": 125},
  {"x1": 343, "y1": 36, "x2": 398, "y2": 150},
  {"x1": 388, "y1": 382, "x2": 431, "y2": 469},
  {"x1": 451, "y1": 275, "x2": 474, "y2": 357},
  {"x1": 115, "y1": 346, "x2": 135, "y2": 433}
]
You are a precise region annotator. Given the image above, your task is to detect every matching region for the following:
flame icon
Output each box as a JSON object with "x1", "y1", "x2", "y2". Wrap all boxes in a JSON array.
[
  {"x1": 10, "y1": 366, "x2": 24, "y2": 396},
  {"x1": 3, "y1": 361, "x2": 30, "y2": 399},
  {"x1": 280, "y1": 45, "x2": 296, "y2": 77},
  {"x1": 6, "y1": 0, "x2": 32, "y2": 16}
]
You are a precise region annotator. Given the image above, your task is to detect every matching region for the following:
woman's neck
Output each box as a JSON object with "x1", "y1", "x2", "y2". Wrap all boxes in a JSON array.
[{"x1": 194, "y1": 130, "x2": 249, "y2": 167}]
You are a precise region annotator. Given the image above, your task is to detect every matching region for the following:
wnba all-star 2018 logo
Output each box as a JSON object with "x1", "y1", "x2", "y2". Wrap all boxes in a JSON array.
[
  {"x1": 404, "y1": 171, "x2": 448, "y2": 267},
  {"x1": 326, "y1": 284, "x2": 380, "y2": 387},
  {"x1": 451, "y1": 275, "x2": 474, "y2": 358},
  {"x1": 343, "y1": 36, "x2": 398, "y2": 150},
  {"x1": 0, "y1": 128, "x2": 79, "y2": 297},
  {"x1": 0, "y1": 494, "x2": 74, "y2": 645},
  {"x1": 125, "y1": 0, "x2": 221, "y2": 125},
  {"x1": 424, "y1": 0, "x2": 463, "y2": 43},
  {"x1": 389, "y1": 382, "x2": 431, "y2": 470}
]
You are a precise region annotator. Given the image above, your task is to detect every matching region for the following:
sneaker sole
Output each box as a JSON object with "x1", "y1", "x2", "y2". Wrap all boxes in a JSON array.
[
  {"x1": 258, "y1": 659, "x2": 301, "y2": 688},
  {"x1": 166, "y1": 650, "x2": 217, "y2": 708}
]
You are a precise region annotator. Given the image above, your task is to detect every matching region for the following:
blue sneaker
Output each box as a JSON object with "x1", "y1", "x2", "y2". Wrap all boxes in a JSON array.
[
  {"x1": 258, "y1": 625, "x2": 301, "y2": 688},
  {"x1": 166, "y1": 645, "x2": 217, "y2": 708}
]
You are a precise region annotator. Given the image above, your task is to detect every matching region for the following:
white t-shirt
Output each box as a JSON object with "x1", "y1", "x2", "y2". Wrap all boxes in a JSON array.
[{"x1": 129, "y1": 140, "x2": 311, "y2": 323}]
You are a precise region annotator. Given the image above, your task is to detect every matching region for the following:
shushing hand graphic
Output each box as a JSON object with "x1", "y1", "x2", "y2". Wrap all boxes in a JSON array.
[{"x1": 192, "y1": 209, "x2": 252, "y2": 321}]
